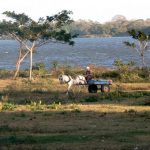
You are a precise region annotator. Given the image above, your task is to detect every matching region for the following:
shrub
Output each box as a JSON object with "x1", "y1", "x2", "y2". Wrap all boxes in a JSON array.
[
  {"x1": 102, "y1": 70, "x2": 120, "y2": 79},
  {"x1": 32, "y1": 62, "x2": 49, "y2": 78},
  {"x1": 19, "y1": 70, "x2": 28, "y2": 78},
  {"x1": 2, "y1": 103, "x2": 15, "y2": 111},
  {"x1": 85, "y1": 96, "x2": 98, "y2": 102},
  {"x1": 112, "y1": 59, "x2": 147, "y2": 82},
  {"x1": 33, "y1": 62, "x2": 46, "y2": 70},
  {"x1": 91, "y1": 66, "x2": 109, "y2": 78},
  {"x1": 64, "y1": 66, "x2": 76, "y2": 77},
  {"x1": 0, "y1": 69, "x2": 14, "y2": 79},
  {"x1": 52, "y1": 60, "x2": 59, "y2": 71},
  {"x1": 47, "y1": 102, "x2": 62, "y2": 110},
  {"x1": 30, "y1": 100, "x2": 44, "y2": 111},
  {"x1": 72, "y1": 109, "x2": 81, "y2": 113},
  {"x1": 137, "y1": 67, "x2": 150, "y2": 79},
  {"x1": 119, "y1": 73, "x2": 143, "y2": 82}
]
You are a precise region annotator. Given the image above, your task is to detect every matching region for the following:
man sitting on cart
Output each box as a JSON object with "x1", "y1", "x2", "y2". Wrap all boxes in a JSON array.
[{"x1": 85, "y1": 66, "x2": 93, "y2": 83}]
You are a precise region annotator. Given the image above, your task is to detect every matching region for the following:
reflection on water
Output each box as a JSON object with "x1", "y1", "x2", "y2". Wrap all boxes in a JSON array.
[{"x1": 0, "y1": 37, "x2": 150, "y2": 69}]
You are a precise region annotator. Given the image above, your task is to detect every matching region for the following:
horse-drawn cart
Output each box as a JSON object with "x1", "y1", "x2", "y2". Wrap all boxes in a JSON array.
[
  {"x1": 87, "y1": 79, "x2": 112, "y2": 93},
  {"x1": 59, "y1": 74, "x2": 112, "y2": 94}
]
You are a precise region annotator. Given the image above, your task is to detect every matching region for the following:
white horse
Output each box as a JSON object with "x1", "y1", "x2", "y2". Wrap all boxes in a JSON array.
[{"x1": 59, "y1": 75, "x2": 87, "y2": 94}]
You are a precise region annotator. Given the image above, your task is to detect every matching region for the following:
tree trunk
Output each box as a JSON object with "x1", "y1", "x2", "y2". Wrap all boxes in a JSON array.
[
  {"x1": 141, "y1": 55, "x2": 146, "y2": 67},
  {"x1": 13, "y1": 46, "x2": 22, "y2": 79},
  {"x1": 13, "y1": 50, "x2": 30, "y2": 79},
  {"x1": 14, "y1": 61, "x2": 21, "y2": 79},
  {"x1": 29, "y1": 42, "x2": 35, "y2": 80},
  {"x1": 29, "y1": 49, "x2": 33, "y2": 80},
  {"x1": 141, "y1": 43, "x2": 146, "y2": 67}
]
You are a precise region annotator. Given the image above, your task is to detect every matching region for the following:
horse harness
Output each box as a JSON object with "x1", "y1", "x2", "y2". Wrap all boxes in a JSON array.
[{"x1": 66, "y1": 75, "x2": 72, "y2": 83}]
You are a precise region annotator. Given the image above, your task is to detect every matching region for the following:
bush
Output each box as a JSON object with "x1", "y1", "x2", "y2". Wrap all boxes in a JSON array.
[
  {"x1": 63, "y1": 66, "x2": 76, "y2": 77},
  {"x1": 137, "y1": 67, "x2": 150, "y2": 79},
  {"x1": 2, "y1": 103, "x2": 15, "y2": 111},
  {"x1": 91, "y1": 66, "x2": 109, "y2": 78},
  {"x1": 47, "y1": 102, "x2": 62, "y2": 110},
  {"x1": 50, "y1": 64, "x2": 84, "y2": 78},
  {"x1": 85, "y1": 96, "x2": 98, "y2": 102},
  {"x1": 119, "y1": 73, "x2": 143, "y2": 82},
  {"x1": 102, "y1": 70, "x2": 120, "y2": 79},
  {"x1": 112, "y1": 59, "x2": 149, "y2": 82},
  {"x1": 0, "y1": 69, "x2": 14, "y2": 79},
  {"x1": 33, "y1": 62, "x2": 46, "y2": 70},
  {"x1": 30, "y1": 100, "x2": 44, "y2": 111},
  {"x1": 32, "y1": 62, "x2": 49, "y2": 78},
  {"x1": 52, "y1": 60, "x2": 59, "y2": 71},
  {"x1": 19, "y1": 70, "x2": 28, "y2": 78}
]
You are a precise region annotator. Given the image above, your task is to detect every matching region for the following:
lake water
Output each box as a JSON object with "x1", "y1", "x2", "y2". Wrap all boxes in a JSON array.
[{"x1": 0, "y1": 37, "x2": 150, "y2": 69}]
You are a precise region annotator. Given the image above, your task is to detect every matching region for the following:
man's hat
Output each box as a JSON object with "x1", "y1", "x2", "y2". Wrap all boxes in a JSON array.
[{"x1": 86, "y1": 66, "x2": 90, "y2": 70}]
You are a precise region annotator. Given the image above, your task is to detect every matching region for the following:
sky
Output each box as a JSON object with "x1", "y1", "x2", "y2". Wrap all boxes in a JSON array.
[{"x1": 0, "y1": 0, "x2": 150, "y2": 23}]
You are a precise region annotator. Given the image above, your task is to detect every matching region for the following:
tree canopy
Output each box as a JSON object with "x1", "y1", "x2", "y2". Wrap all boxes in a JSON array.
[
  {"x1": 124, "y1": 29, "x2": 150, "y2": 67},
  {"x1": 0, "y1": 10, "x2": 76, "y2": 80}
]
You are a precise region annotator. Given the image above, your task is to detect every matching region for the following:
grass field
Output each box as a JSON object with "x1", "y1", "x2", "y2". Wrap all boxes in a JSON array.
[{"x1": 0, "y1": 77, "x2": 150, "y2": 150}]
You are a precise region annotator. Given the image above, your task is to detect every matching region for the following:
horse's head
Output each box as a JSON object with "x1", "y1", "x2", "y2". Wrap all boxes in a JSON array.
[
  {"x1": 59, "y1": 75, "x2": 72, "y2": 84},
  {"x1": 59, "y1": 75, "x2": 64, "y2": 84}
]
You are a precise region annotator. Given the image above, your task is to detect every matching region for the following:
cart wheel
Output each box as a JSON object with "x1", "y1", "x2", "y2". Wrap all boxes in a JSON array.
[
  {"x1": 88, "y1": 84, "x2": 98, "y2": 93},
  {"x1": 101, "y1": 85, "x2": 110, "y2": 93}
]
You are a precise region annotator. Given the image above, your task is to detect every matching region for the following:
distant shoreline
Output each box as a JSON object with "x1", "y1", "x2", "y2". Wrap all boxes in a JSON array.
[{"x1": 0, "y1": 35, "x2": 129, "y2": 40}]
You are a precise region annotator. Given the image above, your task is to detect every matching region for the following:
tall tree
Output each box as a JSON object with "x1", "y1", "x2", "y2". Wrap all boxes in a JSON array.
[
  {"x1": 124, "y1": 29, "x2": 150, "y2": 67},
  {"x1": 0, "y1": 10, "x2": 75, "y2": 80},
  {"x1": 0, "y1": 16, "x2": 31, "y2": 78}
]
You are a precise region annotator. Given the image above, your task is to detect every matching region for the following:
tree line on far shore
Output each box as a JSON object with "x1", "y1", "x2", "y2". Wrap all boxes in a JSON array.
[{"x1": 64, "y1": 15, "x2": 150, "y2": 37}]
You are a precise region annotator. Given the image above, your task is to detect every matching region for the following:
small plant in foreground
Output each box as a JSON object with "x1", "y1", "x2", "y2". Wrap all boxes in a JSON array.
[
  {"x1": 72, "y1": 109, "x2": 81, "y2": 113},
  {"x1": 124, "y1": 109, "x2": 137, "y2": 114},
  {"x1": 69, "y1": 103, "x2": 79, "y2": 109},
  {"x1": 47, "y1": 102, "x2": 62, "y2": 110},
  {"x1": 2, "y1": 102, "x2": 16, "y2": 111},
  {"x1": 30, "y1": 100, "x2": 44, "y2": 111},
  {"x1": 85, "y1": 96, "x2": 98, "y2": 102}
]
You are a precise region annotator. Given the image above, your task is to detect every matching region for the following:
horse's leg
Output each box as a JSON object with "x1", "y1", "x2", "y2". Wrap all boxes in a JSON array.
[{"x1": 66, "y1": 82, "x2": 73, "y2": 95}]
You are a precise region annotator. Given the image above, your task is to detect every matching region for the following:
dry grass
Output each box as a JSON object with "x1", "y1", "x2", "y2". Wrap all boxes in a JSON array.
[
  {"x1": 0, "y1": 79, "x2": 15, "y2": 89},
  {"x1": 112, "y1": 82, "x2": 150, "y2": 91},
  {"x1": 0, "y1": 103, "x2": 150, "y2": 150},
  {"x1": 0, "y1": 78, "x2": 150, "y2": 150}
]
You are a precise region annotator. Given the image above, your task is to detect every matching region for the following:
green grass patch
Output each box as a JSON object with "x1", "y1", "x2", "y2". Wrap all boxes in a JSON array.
[
  {"x1": 0, "y1": 134, "x2": 93, "y2": 145},
  {"x1": 0, "y1": 125, "x2": 13, "y2": 132},
  {"x1": 1, "y1": 130, "x2": 149, "y2": 145},
  {"x1": 99, "y1": 91, "x2": 150, "y2": 101},
  {"x1": 85, "y1": 96, "x2": 98, "y2": 102},
  {"x1": 1, "y1": 103, "x2": 16, "y2": 111}
]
